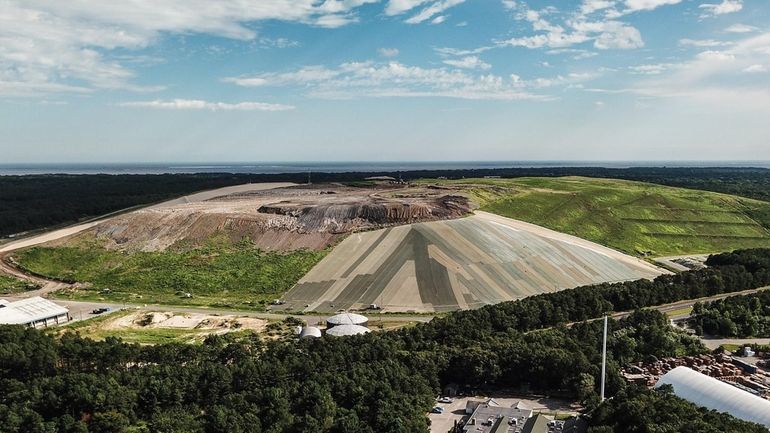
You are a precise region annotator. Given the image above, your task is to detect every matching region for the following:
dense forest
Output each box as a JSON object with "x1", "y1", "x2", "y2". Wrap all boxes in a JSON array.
[
  {"x1": 3, "y1": 167, "x2": 770, "y2": 238},
  {"x1": 586, "y1": 384, "x2": 768, "y2": 433},
  {"x1": 690, "y1": 290, "x2": 770, "y2": 338},
  {"x1": 2, "y1": 248, "x2": 770, "y2": 433}
]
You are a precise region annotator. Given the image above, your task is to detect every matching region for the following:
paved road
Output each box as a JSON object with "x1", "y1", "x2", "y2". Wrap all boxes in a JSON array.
[
  {"x1": 523, "y1": 285, "x2": 770, "y2": 334},
  {"x1": 701, "y1": 338, "x2": 770, "y2": 350},
  {"x1": 0, "y1": 296, "x2": 433, "y2": 326},
  {"x1": 611, "y1": 285, "x2": 770, "y2": 321}
]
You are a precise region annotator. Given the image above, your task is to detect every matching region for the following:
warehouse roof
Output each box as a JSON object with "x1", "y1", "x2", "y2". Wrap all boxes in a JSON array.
[
  {"x1": 655, "y1": 366, "x2": 770, "y2": 428},
  {"x1": 0, "y1": 297, "x2": 69, "y2": 325},
  {"x1": 325, "y1": 324, "x2": 371, "y2": 336}
]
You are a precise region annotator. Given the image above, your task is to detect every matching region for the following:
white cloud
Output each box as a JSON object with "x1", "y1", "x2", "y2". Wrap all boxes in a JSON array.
[
  {"x1": 699, "y1": 0, "x2": 743, "y2": 18},
  {"x1": 547, "y1": 49, "x2": 599, "y2": 60},
  {"x1": 378, "y1": 48, "x2": 400, "y2": 57},
  {"x1": 679, "y1": 38, "x2": 731, "y2": 47},
  {"x1": 743, "y1": 64, "x2": 768, "y2": 73},
  {"x1": 442, "y1": 56, "x2": 492, "y2": 70},
  {"x1": 117, "y1": 99, "x2": 295, "y2": 111},
  {"x1": 385, "y1": 0, "x2": 431, "y2": 15},
  {"x1": 501, "y1": 0, "x2": 518, "y2": 10},
  {"x1": 628, "y1": 63, "x2": 674, "y2": 74},
  {"x1": 224, "y1": 60, "x2": 595, "y2": 101},
  {"x1": 580, "y1": 0, "x2": 616, "y2": 15},
  {"x1": 725, "y1": 23, "x2": 757, "y2": 33},
  {"x1": 0, "y1": 0, "x2": 377, "y2": 97},
  {"x1": 623, "y1": 32, "x2": 770, "y2": 107},
  {"x1": 385, "y1": 0, "x2": 466, "y2": 24},
  {"x1": 499, "y1": 9, "x2": 643, "y2": 50},
  {"x1": 431, "y1": 15, "x2": 448, "y2": 24},
  {"x1": 405, "y1": 0, "x2": 466, "y2": 24},
  {"x1": 623, "y1": 0, "x2": 682, "y2": 12},
  {"x1": 224, "y1": 66, "x2": 341, "y2": 87}
]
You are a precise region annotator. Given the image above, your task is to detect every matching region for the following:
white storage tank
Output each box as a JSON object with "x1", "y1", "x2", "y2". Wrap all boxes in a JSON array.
[
  {"x1": 326, "y1": 312, "x2": 368, "y2": 328},
  {"x1": 299, "y1": 326, "x2": 322, "y2": 338},
  {"x1": 325, "y1": 324, "x2": 371, "y2": 337}
]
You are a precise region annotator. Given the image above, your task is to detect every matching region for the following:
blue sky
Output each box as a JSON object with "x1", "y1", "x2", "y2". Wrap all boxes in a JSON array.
[{"x1": 1, "y1": 0, "x2": 769, "y2": 163}]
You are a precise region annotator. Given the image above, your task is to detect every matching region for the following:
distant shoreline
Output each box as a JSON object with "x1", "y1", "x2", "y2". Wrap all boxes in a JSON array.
[{"x1": 1, "y1": 160, "x2": 769, "y2": 175}]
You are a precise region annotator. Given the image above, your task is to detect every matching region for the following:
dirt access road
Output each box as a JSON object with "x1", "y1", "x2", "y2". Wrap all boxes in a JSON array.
[{"x1": 0, "y1": 182, "x2": 296, "y2": 295}]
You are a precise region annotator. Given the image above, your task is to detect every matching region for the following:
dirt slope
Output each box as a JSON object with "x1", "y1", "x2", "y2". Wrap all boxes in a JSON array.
[
  {"x1": 279, "y1": 211, "x2": 667, "y2": 313},
  {"x1": 68, "y1": 184, "x2": 473, "y2": 251}
]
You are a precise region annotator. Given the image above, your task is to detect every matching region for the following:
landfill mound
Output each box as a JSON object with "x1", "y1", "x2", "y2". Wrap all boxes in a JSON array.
[
  {"x1": 68, "y1": 184, "x2": 473, "y2": 251},
  {"x1": 278, "y1": 211, "x2": 667, "y2": 313}
]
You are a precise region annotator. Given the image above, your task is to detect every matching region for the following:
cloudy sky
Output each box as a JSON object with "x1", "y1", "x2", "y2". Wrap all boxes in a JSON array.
[{"x1": 1, "y1": 0, "x2": 769, "y2": 163}]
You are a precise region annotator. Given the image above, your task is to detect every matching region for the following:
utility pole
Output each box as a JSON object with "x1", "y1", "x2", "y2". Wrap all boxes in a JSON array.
[
  {"x1": 307, "y1": 170, "x2": 312, "y2": 185},
  {"x1": 601, "y1": 315, "x2": 608, "y2": 402}
]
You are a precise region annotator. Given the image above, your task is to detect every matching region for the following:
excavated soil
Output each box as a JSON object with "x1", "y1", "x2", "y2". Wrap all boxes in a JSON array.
[
  {"x1": 71, "y1": 184, "x2": 473, "y2": 252},
  {"x1": 104, "y1": 311, "x2": 267, "y2": 333}
]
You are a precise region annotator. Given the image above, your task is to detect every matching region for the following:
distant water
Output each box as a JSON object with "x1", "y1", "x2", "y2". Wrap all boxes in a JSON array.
[{"x1": 1, "y1": 161, "x2": 769, "y2": 175}]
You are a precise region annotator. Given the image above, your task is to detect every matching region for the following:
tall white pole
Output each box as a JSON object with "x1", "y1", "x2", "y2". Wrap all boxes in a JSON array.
[{"x1": 601, "y1": 315, "x2": 608, "y2": 402}]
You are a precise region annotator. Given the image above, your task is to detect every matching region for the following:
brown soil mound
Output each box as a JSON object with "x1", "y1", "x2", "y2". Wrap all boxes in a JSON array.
[{"x1": 73, "y1": 184, "x2": 473, "y2": 252}]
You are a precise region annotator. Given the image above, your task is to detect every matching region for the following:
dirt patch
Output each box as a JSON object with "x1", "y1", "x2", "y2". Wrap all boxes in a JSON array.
[
  {"x1": 104, "y1": 311, "x2": 267, "y2": 333},
  {"x1": 68, "y1": 183, "x2": 473, "y2": 252}
]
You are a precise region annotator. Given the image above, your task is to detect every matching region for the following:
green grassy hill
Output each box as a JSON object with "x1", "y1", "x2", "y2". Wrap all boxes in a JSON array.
[
  {"x1": 13, "y1": 238, "x2": 327, "y2": 310},
  {"x1": 435, "y1": 177, "x2": 770, "y2": 257}
]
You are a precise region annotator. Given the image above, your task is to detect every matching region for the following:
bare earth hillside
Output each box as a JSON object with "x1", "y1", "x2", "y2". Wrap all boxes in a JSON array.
[
  {"x1": 73, "y1": 184, "x2": 473, "y2": 251},
  {"x1": 279, "y1": 211, "x2": 667, "y2": 313}
]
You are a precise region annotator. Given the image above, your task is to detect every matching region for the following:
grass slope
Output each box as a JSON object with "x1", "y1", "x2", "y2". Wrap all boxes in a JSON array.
[
  {"x1": 0, "y1": 275, "x2": 39, "y2": 295},
  {"x1": 14, "y1": 239, "x2": 327, "y2": 310},
  {"x1": 438, "y1": 177, "x2": 770, "y2": 256}
]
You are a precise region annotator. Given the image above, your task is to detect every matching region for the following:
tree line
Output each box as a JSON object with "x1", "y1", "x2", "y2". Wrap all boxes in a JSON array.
[
  {"x1": 2, "y1": 248, "x2": 770, "y2": 432},
  {"x1": 690, "y1": 290, "x2": 770, "y2": 338}
]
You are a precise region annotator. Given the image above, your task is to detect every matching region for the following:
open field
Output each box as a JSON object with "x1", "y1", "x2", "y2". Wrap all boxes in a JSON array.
[
  {"x1": 422, "y1": 177, "x2": 770, "y2": 257},
  {"x1": 280, "y1": 211, "x2": 665, "y2": 313},
  {"x1": 56, "y1": 309, "x2": 268, "y2": 344},
  {"x1": 13, "y1": 239, "x2": 326, "y2": 310}
]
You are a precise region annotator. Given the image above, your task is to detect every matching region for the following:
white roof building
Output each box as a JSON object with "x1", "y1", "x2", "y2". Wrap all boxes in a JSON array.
[
  {"x1": 0, "y1": 297, "x2": 69, "y2": 328},
  {"x1": 326, "y1": 312, "x2": 368, "y2": 328},
  {"x1": 325, "y1": 324, "x2": 371, "y2": 337},
  {"x1": 655, "y1": 366, "x2": 770, "y2": 428}
]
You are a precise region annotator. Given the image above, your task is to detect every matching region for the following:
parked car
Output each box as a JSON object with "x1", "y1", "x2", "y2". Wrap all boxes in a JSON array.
[
  {"x1": 437, "y1": 397, "x2": 453, "y2": 403},
  {"x1": 91, "y1": 307, "x2": 111, "y2": 314},
  {"x1": 430, "y1": 406, "x2": 444, "y2": 414}
]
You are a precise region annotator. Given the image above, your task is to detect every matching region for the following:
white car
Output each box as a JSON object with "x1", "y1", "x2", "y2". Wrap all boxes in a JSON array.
[{"x1": 437, "y1": 397, "x2": 453, "y2": 403}]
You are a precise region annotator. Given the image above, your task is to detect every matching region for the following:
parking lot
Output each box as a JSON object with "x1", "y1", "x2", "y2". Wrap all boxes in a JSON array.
[{"x1": 428, "y1": 395, "x2": 579, "y2": 433}]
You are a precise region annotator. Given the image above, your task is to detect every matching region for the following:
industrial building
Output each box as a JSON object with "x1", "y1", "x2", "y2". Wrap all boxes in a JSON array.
[
  {"x1": 656, "y1": 366, "x2": 770, "y2": 428},
  {"x1": 325, "y1": 324, "x2": 371, "y2": 337},
  {"x1": 0, "y1": 297, "x2": 69, "y2": 328},
  {"x1": 326, "y1": 312, "x2": 368, "y2": 328},
  {"x1": 462, "y1": 399, "x2": 533, "y2": 433}
]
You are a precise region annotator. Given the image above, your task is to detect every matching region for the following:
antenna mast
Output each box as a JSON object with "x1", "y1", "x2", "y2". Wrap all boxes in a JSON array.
[{"x1": 601, "y1": 315, "x2": 608, "y2": 402}]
